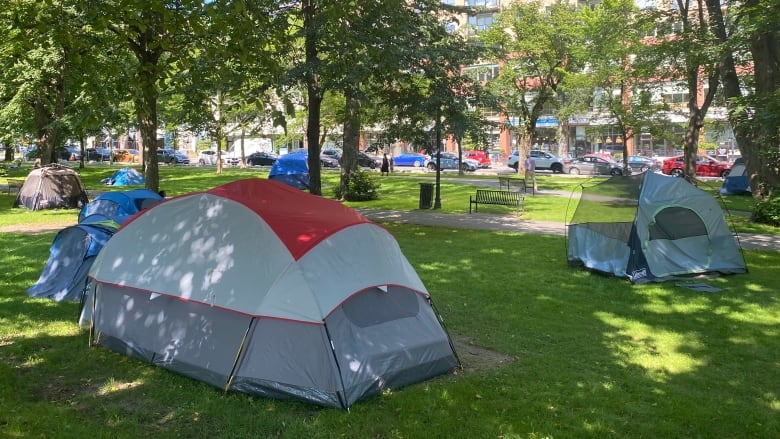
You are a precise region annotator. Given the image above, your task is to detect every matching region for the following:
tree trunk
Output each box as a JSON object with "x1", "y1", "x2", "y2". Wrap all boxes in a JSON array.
[
  {"x1": 138, "y1": 65, "x2": 160, "y2": 193},
  {"x1": 516, "y1": 124, "x2": 533, "y2": 174},
  {"x1": 340, "y1": 88, "x2": 361, "y2": 200},
  {"x1": 749, "y1": 22, "x2": 780, "y2": 195},
  {"x1": 303, "y1": 0, "x2": 322, "y2": 196},
  {"x1": 705, "y1": 0, "x2": 776, "y2": 197}
]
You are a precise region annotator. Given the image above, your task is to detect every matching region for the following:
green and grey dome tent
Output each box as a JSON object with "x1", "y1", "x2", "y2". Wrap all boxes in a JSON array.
[{"x1": 567, "y1": 171, "x2": 747, "y2": 283}]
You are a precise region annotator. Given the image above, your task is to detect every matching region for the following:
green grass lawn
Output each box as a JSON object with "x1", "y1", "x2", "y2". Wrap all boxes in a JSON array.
[{"x1": 1, "y1": 163, "x2": 778, "y2": 438}]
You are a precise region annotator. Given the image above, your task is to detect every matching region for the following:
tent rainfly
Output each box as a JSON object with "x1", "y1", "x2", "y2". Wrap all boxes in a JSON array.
[
  {"x1": 80, "y1": 178, "x2": 459, "y2": 409},
  {"x1": 268, "y1": 150, "x2": 310, "y2": 189},
  {"x1": 28, "y1": 216, "x2": 119, "y2": 302},
  {"x1": 567, "y1": 171, "x2": 747, "y2": 283},
  {"x1": 13, "y1": 164, "x2": 89, "y2": 211},
  {"x1": 78, "y1": 189, "x2": 163, "y2": 224}
]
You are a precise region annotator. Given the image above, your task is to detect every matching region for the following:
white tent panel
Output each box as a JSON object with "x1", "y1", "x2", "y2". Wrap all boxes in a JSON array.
[{"x1": 90, "y1": 194, "x2": 295, "y2": 311}]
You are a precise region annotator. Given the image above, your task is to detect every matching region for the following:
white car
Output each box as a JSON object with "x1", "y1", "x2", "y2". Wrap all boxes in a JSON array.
[
  {"x1": 198, "y1": 150, "x2": 239, "y2": 166},
  {"x1": 198, "y1": 150, "x2": 222, "y2": 166},
  {"x1": 508, "y1": 150, "x2": 564, "y2": 173}
]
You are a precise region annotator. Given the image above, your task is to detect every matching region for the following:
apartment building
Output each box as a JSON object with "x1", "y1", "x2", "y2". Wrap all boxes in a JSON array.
[{"x1": 442, "y1": 0, "x2": 738, "y2": 160}]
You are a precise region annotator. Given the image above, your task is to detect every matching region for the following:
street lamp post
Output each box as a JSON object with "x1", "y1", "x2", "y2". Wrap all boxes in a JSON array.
[{"x1": 433, "y1": 109, "x2": 442, "y2": 209}]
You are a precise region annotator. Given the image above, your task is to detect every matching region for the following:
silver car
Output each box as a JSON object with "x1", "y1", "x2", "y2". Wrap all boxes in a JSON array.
[
  {"x1": 562, "y1": 155, "x2": 624, "y2": 175},
  {"x1": 508, "y1": 150, "x2": 564, "y2": 173}
]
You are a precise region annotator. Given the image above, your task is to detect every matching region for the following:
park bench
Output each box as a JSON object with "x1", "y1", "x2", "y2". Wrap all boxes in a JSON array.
[
  {"x1": 497, "y1": 175, "x2": 527, "y2": 193},
  {"x1": 469, "y1": 189, "x2": 523, "y2": 214}
]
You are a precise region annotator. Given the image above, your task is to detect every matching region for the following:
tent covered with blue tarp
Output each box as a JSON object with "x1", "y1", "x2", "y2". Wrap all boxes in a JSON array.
[
  {"x1": 268, "y1": 150, "x2": 310, "y2": 189},
  {"x1": 102, "y1": 167, "x2": 145, "y2": 186},
  {"x1": 720, "y1": 158, "x2": 750, "y2": 195},
  {"x1": 27, "y1": 216, "x2": 120, "y2": 302},
  {"x1": 78, "y1": 189, "x2": 163, "y2": 224}
]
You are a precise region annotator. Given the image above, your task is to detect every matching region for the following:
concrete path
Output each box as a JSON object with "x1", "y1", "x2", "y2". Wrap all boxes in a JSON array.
[{"x1": 356, "y1": 208, "x2": 780, "y2": 252}]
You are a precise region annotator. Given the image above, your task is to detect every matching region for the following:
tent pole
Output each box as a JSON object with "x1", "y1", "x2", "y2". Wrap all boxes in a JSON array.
[
  {"x1": 88, "y1": 288, "x2": 97, "y2": 347},
  {"x1": 430, "y1": 299, "x2": 463, "y2": 371},
  {"x1": 224, "y1": 317, "x2": 254, "y2": 392},
  {"x1": 323, "y1": 322, "x2": 349, "y2": 410}
]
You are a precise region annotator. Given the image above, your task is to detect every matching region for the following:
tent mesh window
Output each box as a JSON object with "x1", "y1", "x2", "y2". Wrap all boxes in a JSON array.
[
  {"x1": 648, "y1": 206, "x2": 708, "y2": 240},
  {"x1": 569, "y1": 174, "x2": 644, "y2": 243}
]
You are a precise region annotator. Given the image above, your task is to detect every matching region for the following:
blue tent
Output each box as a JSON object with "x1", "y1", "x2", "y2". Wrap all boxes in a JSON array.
[
  {"x1": 78, "y1": 189, "x2": 164, "y2": 224},
  {"x1": 268, "y1": 150, "x2": 310, "y2": 189},
  {"x1": 101, "y1": 167, "x2": 145, "y2": 186},
  {"x1": 27, "y1": 216, "x2": 120, "y2": 302},
  {"x1": 720, "y1": 158, "x2": 750, "y2": 195}
]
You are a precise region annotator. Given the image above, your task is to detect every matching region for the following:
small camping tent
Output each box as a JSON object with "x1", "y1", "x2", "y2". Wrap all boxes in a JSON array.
[
  {"x1": 79, "y1": 179, "x2": 458, "y2": 409},
  {"x1": 27, "y1": 216, "x2": 119, "y2": 302},
  {"x1": 13, "y1": 164, "x2": 89, "y2": 211},
  {"x1": 268, "y1": 150, "x2": 309, "y2": 189},
  {"x1": 101, "y1": 167, "x2": 145, "y2": 186},
  {"x1": 567, "y1": 171, "x2": 747, "y2": 283},
  {"x1": 720, "y1": 157, "x2": 750, "y2": 195},
  {"x1": 78, "y1": 189, "x2": 163, "y2": 224}
]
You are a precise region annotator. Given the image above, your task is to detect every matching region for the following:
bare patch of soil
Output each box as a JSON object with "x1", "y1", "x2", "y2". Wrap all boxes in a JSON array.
[
  {"x1": 0, "y1": 221, "x2": 76, "y2": 234},
  {"x1": 450, "y1": 334, "x2": 516, "y2": 374}
]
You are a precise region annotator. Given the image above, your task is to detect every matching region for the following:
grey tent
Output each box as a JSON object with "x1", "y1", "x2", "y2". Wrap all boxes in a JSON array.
[
  {"x1": 79, "y1": 179, "x2": 459, "y2": 409},
  {"x1": 567, "y1": 171, "x2": 747, "y2": 283},
  {"x1": 13, "y1": 164, "x2": 89, "y2": 211}
]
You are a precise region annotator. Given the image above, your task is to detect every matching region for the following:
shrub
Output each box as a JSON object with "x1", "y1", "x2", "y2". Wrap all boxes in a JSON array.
[
  {"x1": 334, "y1": 170, "x2": 380, "y2": 201},
  {"x1": 752, "y1": 195, "x2": 780, "y2": 226}
]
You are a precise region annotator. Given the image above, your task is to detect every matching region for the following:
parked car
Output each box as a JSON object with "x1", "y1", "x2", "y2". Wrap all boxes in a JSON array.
[
  {"x1": 392, "y1": 152, "x2": 429, "y2": 168},
  {"x1": 426, "y1": 152, "x2": 460, "y2": 171},
  {"x1": 562, "y1": 154, "x2": 624, "y2": 175},
  {"x1": 198, "y1": 150, "x2": 224, "y2": 166},
  {"x1": 61, "y1": 146, "x2": 81, "y2": 161},
  {"x1": 626, "y1": 155, "x2": 660, "y2": 173},
  {"x1": 113, "y1": 149, "x2": 139, "y2": 163},
  {"x1": 662, "y1": 154, "x2": 731, "y2": 178},
  {"x1": 158, "y1": 149, "x2": 190, "y2": 164},
  {"x1": 321, "y1": 149, "x2": 342, "y2": 161},
  {"x1": 461, "y1": 157, "x2": 480, "y2": 172},
  {"x1": 320, "y1": 154, "x2": 340, "y2": 168},
  {"x1": 246, "y1": 151, "x2": 278, "y2": 166},
  {"x1": 508, "y1": 150, "x2": 564, "y2": 173},
  {"x1": 84, "y1": 147, "x2": 111, "y2": 162},
  {"x1": 320, "y1": 149, "x2": 380, "y2": 169},
  {"x1": 357, "y1": 151, "x2": 380, "y2": 169},
  {"x1": 463, "y1": 150, "x2": 491, "y2": 168},
  {"x1": 426, "y1": 152, "x2": 479, "y2": 172}
]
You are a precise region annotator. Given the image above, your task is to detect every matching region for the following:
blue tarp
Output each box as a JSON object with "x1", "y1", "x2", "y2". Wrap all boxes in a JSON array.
[
  {"x1": 27, "y1": 216, "x2": 119, "y2": 301},
  {"x1": 720, "y1": 158, "x2": 750, "y2": 195},
  {"x1": 102, "y1": 167, "x2": 145, "y2": 186},
  {"x1": 268, "y1": 150, "x2": 310, "y2": 189},
  {"x1": 78, "y1": 189, "x2": 163, "y2": 224}
]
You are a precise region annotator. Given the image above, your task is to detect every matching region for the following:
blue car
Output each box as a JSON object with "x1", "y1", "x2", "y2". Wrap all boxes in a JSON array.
[{"x1": 393, "y1": 152, "x2": 429, "y2": 168}]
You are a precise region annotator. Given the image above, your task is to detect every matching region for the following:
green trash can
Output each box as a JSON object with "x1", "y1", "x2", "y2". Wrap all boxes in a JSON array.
[{"x1": 419, "y1": 182, "x2": 434, "y2": 209}]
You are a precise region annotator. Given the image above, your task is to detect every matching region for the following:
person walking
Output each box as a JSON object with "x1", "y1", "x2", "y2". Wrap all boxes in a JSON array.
[{"x1": 381, "y1": 153, "x2": 390, "y2": 176}]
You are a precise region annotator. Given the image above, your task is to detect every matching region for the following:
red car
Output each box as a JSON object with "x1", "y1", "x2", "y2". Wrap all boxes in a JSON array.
[
  {"x1": 463, "y1": 150, "x2": 491, "y2": 168},
  {"x1": 662, "y1": 154, "x2": 732, "y2": 178}
]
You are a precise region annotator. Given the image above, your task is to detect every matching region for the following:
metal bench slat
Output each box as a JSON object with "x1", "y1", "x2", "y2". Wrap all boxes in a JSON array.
[{"x1": 469, "y1": 189, "x2": 523, "y2": 214}]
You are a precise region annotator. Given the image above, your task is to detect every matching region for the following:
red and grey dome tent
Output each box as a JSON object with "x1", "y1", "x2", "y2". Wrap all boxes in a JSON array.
[{"x1": 79, "y1": 178, "x2": 459, "y2": 409}]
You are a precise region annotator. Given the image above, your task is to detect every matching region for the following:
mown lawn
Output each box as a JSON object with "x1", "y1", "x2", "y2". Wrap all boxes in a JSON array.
[{"x1": 1, "y1": 163, "x2": 778, "y2": 438}]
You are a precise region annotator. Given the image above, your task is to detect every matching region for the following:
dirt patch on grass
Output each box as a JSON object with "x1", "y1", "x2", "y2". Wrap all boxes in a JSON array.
[
  {"x1": 451, "y1": 334, "x2": 516, "y2": 374},
  {"x1": 0, "y1": 221, "x2": 76, "y2": 234}
]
